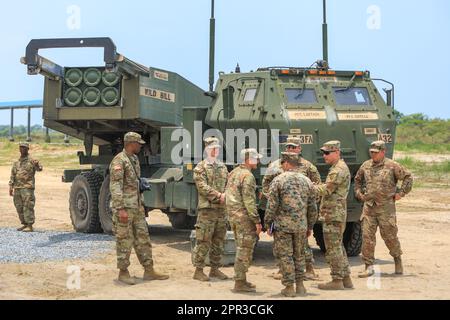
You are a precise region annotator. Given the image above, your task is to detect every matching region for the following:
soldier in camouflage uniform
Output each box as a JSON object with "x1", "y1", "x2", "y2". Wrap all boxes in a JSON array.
[
  {"x1": 9, "y1": 142, "x2": 43, "y2": 233},
  {"x1": 262, "y1": 137, "x2": 321, "y2": 280},
  {"x1": 110, "y1": 132, "x2": 169, "y2": 285},
  {"x1": 192, "y1": 137, "x2": 229, "y2": 282},
  {"x1": 265, "y1": 153, "x2": 318, "y2": 297},
  {"x1": 355, "y1": 141, "x2": 413, "y2": 277},
  {"x1": 316, "y1": 141, "x2": 353, "y2": 290},
  {"x1": 226, "y1": 148, "x2": 263, "y2": 293}
]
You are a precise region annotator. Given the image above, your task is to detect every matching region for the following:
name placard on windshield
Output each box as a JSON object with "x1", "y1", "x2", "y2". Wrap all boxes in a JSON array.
[
  {"x1": 288, "y1": 110, "x2": 327, "y2": 120},
  {"x1": 337, "y1": 112, "x2": 379, "y2": 120}
]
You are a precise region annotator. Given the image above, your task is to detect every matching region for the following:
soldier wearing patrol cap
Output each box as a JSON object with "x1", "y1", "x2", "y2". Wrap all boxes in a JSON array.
[
  {"x1": 226, "y1": 148, "x2": 263, "y2": 293},
  {"x1": 262, "y1": 136, "x2": 321, "y2": 280},
  {"x1": 109, "y1": 132, "x2": 169, "y2": 285},
  {"x1": 192, "y1": 137, "x2": 229, "y2": 282},
  {"x1": 9, "y1": 142, "x2": 43, "y2": 232},
  {"x1": 265, "y1": 152, "x2": 318, "y2": 297},
  {"x1": 316, "y1": 141, "x2": 353, "y2": 290},
  {"x1": 355, "y1": 140, "x2": 413, "y2": 277}
]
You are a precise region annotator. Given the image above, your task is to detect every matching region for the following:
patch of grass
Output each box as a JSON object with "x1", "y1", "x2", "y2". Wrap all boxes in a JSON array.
[
  {"x1": 0, "y1": 134, "x2": 93, "y2": 169},
  {"x1": 395, "y1": 142, "x2": 450, "y2": 153},
  {"x1": 397, "y1": 157, "x2": 450, "y2": 186}
]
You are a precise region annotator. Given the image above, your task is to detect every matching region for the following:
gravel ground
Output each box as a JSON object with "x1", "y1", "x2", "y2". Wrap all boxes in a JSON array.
[{"x1": 0, "y1": 228, "x2": 114, "y2": 264}]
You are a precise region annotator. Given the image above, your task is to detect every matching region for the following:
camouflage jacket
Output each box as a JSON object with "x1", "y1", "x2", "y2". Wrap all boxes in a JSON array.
[
  {"x1": 354, "y1": 157, "x2": 413, "y2": 206},
  {"x1": 316, "y1": 159, "x2": 350, "y2": 223},
  {"x1": 193, "y1": 159, "x2": 228, "y2": 209},
  {"x1": 9, "y1": 156, "x2": 43, "y2": 189},
  {"x1": 225, "y1": 165, "x2": 261, "y2": 225},
  {"x1": 109, "y1": 150, "x2": 141, "y2": 210},
  {"x1": 262, "y1": 157, "x2": 321, "y2": 197},
  {"x1": 265, "y1": 171, "x2": 318, "y2": 233}
]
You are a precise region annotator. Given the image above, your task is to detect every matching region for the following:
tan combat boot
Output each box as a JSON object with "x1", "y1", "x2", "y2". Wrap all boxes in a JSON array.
[
  {"x1": 318, "y1": 279, "x2": 344, "y2": 290},
  {"x1": 118, "y1": 269, "x2": 136, "y2": 285},
  {"x1": 143, "y1": 266, "x2": 169, "y2": 281},
  {"x1": 343, "y1": 276, "x2": 354, "y2": 289},
  {"x1": 296, "y1": 280, "x2": 307, "y2": 296},
  {"x1": 193, "y1": 267, "x2": 209, "y2": 282},
  {"x1": 304, "y1": 263, "x2": 319, "y2": 280},
  {"x1": 394, "y1": 257, "x2": 404, "y2": 275},
  {"x1": 358, "y1": 264, "x2": 375, "y2": 278},
  {"x1": 281, "y1": 284, "x2": 296, "y2": 298},
  {"x1": 233, "y1": 280, "x2": 256, "y2": 293},
  {"x1": 209, "y1": 268, "x2": 229, "y2": 280},
  {"x1": 22, "y1": 225, "x2": 34, "y2": 233},
  {"x1": 17, "y1": 225, "x2": 27, "y2": 231}
]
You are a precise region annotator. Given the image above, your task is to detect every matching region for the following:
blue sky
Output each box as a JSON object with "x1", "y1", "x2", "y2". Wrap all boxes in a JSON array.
[{"x1": 0, "y1": 0, "x2": 449, "y2": 125}]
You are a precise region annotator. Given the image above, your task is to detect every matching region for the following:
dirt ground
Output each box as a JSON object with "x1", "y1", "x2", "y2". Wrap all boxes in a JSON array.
[{"x1": 0, "y1": 165, "x2": 449, "y2": 300}]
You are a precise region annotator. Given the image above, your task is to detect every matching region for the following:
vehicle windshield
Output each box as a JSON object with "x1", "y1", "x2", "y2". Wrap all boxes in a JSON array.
[
  {"x1": 333, "y1": 87, "x2": 372, "y2": 106},
  {"x1": 285, "y1": 88, "x2": 317, "y2": 104}
]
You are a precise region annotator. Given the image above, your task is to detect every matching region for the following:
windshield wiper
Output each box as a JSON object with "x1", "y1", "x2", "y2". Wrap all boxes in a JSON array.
[
  {"x1": 335, "y1": 73, "x2": 357, "y2": 92},
  {"x1": 295, "y1": 71, "x2": 308, "y2": 99}
]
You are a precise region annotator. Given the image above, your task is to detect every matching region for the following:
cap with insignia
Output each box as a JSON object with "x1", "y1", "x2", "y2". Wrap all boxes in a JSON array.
[
  {"x1": 281, "y1": 152, "x2": 299, "y2": 163},
  {"x1": 369, "y1": 140, "x2": 386, "y2": 153},
  {"x1": 204, "y1": 137, "x2": 221, "y2": 150},
  {"x1": 320, "y1": 140, "x2": 341, "y2": 152},
  {"x1": 240, "y1": 148, "x2": 263, "y2": 161},
  {"x1": 124, "y1": 132, "x2": 146, "y2": 145},
  {"x1": 19, "y1": 142, "x2": 30, "y2": 149},
  {"x1": 285, "y1": 137, "x2": 301, "y2": 147}
]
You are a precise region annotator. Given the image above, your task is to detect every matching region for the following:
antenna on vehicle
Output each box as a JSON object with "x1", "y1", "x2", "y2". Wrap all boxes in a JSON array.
[
  {"x1": 207, "y1": 0, "x2": 216, "y2": 96},
  {"x1": 322, "y1": 0, "x2": 329, "y2": 64}
]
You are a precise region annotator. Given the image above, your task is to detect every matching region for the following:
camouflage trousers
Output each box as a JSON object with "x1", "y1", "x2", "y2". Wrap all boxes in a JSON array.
[
  {"x1": 112, "y1": 208, "x2": 153, "y2": 270},
  {"x1": 230, "y1": 219, "x2": 258, "y2": 281},
  {"x1": 273, "y1": 230, "x2": 307, "y2": 286},
  {"x1": 13, "y1": 188, "x2": 35, "y2": 226},
  {"x1": 323, "y1": 222, "x2": 351, "y2": 280},
  {"x1": 274, "y1": 238, "x2": 314, "y2": 272},
  {"x1": 192, "y1": 208, "x2": 227, "y2": 269},
  {"x1": 361, "y1": 201, "x2": 403, "y2": 266}
]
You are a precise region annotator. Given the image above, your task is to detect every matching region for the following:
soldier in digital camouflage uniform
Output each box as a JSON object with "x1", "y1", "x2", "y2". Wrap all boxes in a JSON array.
[
  {"x1": 355, "y1": 140, "x2": 413, "y2": 277},
  {"x1": 316, "y1": 141, "x2": 353, "y2": 290},
  {"x1": 262, "y1": 137, "x2": 321, "y2": 280},
  {"x1": 226, "y1": 148, "x2": 263, "y2": 293},
  {"x1": 192, "y1": 137, "x2": 229, "y2": 282},
  {"x1": 265, "y1": 152, "x2": 318, "y2": 297},
  {"x1": 9, "y1": 142, "x2": 43, "y2": 233},
  {"x1": 110, "y1": 132, "x2": 169, "y2": 285}
]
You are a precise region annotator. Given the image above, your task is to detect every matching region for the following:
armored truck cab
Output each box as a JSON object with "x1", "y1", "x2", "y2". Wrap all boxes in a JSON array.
[{"x1": 201, "y1": 66, "x2": 396, "y2": 255}]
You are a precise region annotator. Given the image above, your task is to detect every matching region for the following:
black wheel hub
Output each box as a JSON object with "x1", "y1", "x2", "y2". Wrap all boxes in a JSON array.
[{"x1": 76, "y1": 190, "x2": 88, "y2": 218}]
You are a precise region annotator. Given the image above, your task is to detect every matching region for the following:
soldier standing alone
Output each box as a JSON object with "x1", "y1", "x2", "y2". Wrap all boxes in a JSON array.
[
  {"x1": 316, "y1": 141, "x2": 353, "y2": 290},
  {"x1": 355, "y1": 141, "x2": 413, "y2": 277},
  {"x1": 9, "y1": 142, "x2": 42, "y2": 233},
  {"x1": 226, "y1": 148, "x2": 263, "y2": 293},
  {"x1": 265, "y1": 153, "x2": 318, "y2": 297},
  {"x1": 192, "y1": 137, "x2": 229, "y2": 282},
  {"x1": 110, "y1": 132, "x2": 169, "y2": 285},
  {"x1": 262, "y1": 137, "x2": 321, "y2": 280}
]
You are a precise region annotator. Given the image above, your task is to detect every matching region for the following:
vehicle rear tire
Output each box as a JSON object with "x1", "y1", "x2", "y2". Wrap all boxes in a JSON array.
[
  {"x1": 168, "y1": 212, "x2": 197, "y2": 230},
  {"x1": 343, "y1": 221, "x2": 362, "y2": 257},
  {"x1": 98, "y1": 175, "x2": 113, "y2": 235},
  {"x1": 313, "y1": 224, "x2": 327, "y2": 253},
  {"x1": 69, "y1": 171, "x2": 103, "y2": 233}
]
